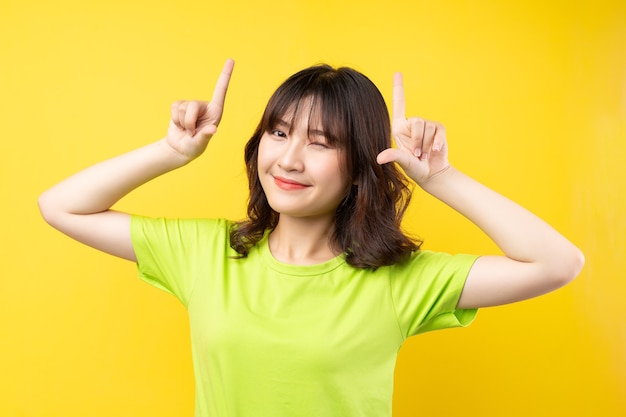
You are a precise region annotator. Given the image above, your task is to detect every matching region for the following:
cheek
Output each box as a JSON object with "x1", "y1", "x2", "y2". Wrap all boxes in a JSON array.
[
  {"x1": 318, "y1": 154, "x2": 351, "y2": 190},
  {"x1": 334, "y1": 154, "x2": 352, "y2": 187},
  {"x1": 256, "y1": 136, "x2": 273, "y2": 171}
]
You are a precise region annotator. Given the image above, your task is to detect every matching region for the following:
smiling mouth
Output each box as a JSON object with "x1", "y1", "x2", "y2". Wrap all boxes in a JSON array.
[{"x1": 273, "y1": 176, "x2": 309, "y2": 190}]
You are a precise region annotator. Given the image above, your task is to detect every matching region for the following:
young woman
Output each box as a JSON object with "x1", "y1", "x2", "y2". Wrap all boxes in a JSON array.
[{"x1": 38, "y1": 59, "x2": 584, "y2": 417}]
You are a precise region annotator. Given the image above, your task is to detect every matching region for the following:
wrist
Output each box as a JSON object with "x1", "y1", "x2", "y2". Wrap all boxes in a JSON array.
[
  {"x1": 418, "y1": 165, "x2": 455, "y2": 191},
  {"x1": 156, "y1": 138, "x2": 196, "y2": 168}
]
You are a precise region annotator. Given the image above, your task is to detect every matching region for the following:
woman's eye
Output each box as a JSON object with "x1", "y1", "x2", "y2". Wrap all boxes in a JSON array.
[
  {"x1": 310, "y1": 141, "x2": 330, "y2": 149},
  {"x1": 271, "y1": 129, "x2": 286, "y2": 138},
  {"x1": 309, "y1": 137, "x2": 334, "y2": 149}
]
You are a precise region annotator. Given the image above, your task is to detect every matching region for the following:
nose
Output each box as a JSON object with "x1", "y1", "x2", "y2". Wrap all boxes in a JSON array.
[{"x1": 277, "y1": 136, "x2": 305, "y2": 172}]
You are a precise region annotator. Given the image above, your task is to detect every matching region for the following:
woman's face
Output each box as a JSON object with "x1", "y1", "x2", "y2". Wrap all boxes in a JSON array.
[{"x1": 257, "y1": 107, "x2": 351, "y2": 222}]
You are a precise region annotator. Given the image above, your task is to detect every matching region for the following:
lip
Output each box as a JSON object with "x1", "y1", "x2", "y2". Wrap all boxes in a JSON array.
[{"x1": 273, "y1": 176, "x2": 309, "y2": 190}]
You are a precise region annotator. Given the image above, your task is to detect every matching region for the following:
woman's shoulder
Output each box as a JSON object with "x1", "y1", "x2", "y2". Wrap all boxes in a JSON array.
[
  {"x1": 131, "y1": 215, "x2": 234, "y2": 226},
  {"x1": 392, "y1": 249, "x2": 479, "y2": 274},
  {"x1": 131, "y1": 215, "x2": 237, "y2": 239}
]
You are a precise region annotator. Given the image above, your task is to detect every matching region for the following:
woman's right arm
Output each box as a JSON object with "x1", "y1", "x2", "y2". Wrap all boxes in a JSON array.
[{"x1": 38, "y1": 59, "x2": 235, "y2": 262}]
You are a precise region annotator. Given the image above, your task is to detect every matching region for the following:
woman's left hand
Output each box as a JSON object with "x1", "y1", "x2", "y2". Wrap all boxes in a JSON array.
[{"x1": 376, "y1": 72, "x2": 450, "y2": 185}]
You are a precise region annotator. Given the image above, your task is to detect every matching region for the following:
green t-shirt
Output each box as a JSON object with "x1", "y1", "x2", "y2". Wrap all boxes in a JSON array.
[{"x1": 131, "y1": 216, "x2": 478, "y2": 417}]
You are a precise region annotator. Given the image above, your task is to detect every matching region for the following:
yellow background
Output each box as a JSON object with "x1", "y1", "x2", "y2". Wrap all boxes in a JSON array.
[{"x1": 1, "y1": 0, "x2": 624, "y2": 415}]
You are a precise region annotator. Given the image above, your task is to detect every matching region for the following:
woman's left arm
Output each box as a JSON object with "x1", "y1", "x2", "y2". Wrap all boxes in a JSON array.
[
  {"x1": 420, "y1": 167, "x2": 583, "y2": 309},
  {"x1": 377, "y1": 73, "x2": 584, "y2": 309}
]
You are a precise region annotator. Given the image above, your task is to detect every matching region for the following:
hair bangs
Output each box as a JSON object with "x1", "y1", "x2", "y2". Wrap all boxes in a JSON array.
[{"x1": 259, "y1": 68, "x2": 351, "y2": 151}]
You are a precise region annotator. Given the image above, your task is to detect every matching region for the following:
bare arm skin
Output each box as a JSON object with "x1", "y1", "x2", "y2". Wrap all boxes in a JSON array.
[
  {"x1": 38, "y1": 59, "x2": 235, "y2": 262},
  {"x1": 377, "y1": 73, "x2": 584, "y2": 309}
]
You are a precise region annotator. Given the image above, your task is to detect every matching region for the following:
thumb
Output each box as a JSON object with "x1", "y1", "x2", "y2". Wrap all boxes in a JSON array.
[
  {"x1": 376, "y1": 148, "x2": 413, "y2": 169},
  {"x1": 196, "y1": 124, "x2": 218, "y2": 141}
]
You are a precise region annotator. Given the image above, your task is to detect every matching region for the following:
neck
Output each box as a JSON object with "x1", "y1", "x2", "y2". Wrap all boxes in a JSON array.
[{"x1": 268, "y1": 215, "x2": 339, "y2": 265}]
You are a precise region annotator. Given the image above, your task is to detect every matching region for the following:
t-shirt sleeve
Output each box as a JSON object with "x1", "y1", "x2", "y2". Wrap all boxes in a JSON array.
[
  {"x1": 390, "y1": 250, "x2": 479, "y2": 338},
  {"x1": 130, "y1": 215, "x2": 230, "y2": 306}
]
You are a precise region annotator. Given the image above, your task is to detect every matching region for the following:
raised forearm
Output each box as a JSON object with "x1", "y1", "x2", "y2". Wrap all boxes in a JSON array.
[
  {"x1": 421, "y1": 166, "x2": 583, "y2": 274},
  {"x1": 39, "y1": 138, "x2": 187, "y2": 217}
]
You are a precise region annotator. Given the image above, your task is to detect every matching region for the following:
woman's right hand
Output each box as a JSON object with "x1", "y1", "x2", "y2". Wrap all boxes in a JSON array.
[{"x1": 166, "y1": 58, "x2": 235, "y2": 161}]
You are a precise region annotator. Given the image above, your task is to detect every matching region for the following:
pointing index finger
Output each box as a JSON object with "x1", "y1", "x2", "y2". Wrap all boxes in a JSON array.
[
  {"x1": 211, "y1": 58, "x2": 235, "y2": 108},
  {"x1": 392, "y1": 72, "x2": 406, "y2": 120}
]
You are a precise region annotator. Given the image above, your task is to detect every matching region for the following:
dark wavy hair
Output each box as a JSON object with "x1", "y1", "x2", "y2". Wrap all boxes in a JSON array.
[{"x1": 230, "y1": 64, "x2": 421, "y2": 269}]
